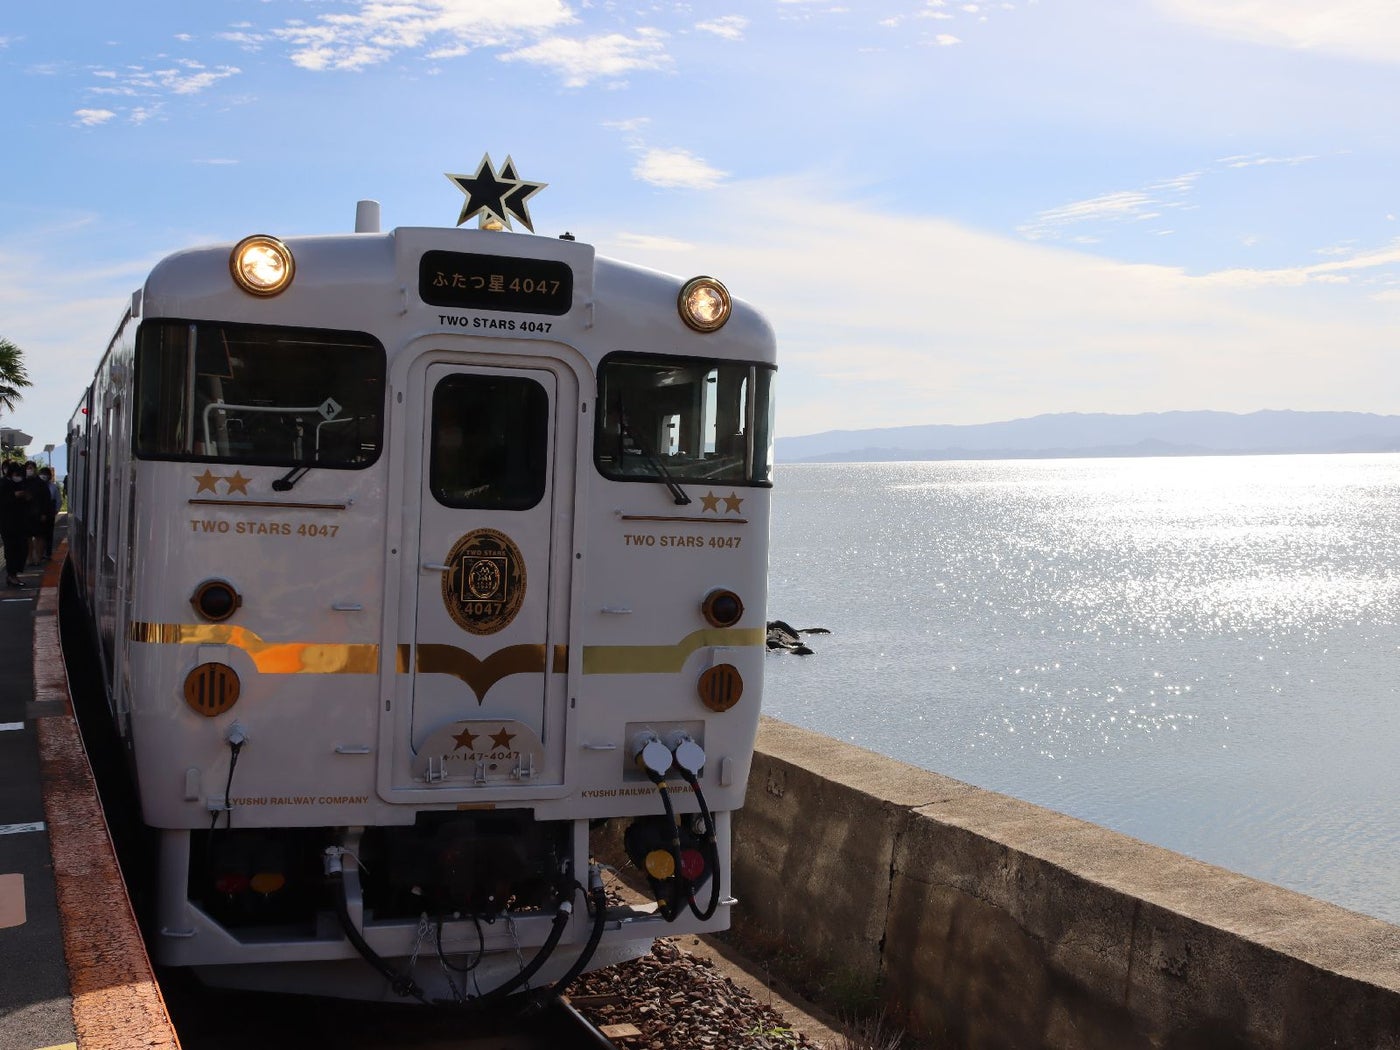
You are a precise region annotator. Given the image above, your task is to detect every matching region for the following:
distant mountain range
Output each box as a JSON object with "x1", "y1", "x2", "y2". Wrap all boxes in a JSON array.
[{"x1": 774, "y1": 411, "x2": 1400, "y2": 463}]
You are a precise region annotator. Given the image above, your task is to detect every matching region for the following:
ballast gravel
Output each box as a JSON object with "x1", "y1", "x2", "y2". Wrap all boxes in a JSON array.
[{"x1": 570, "y1": 938, "x2": 825, "y2": 1049}]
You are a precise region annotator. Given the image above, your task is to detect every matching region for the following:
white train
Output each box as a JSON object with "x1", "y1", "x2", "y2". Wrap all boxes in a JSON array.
[{"x1": 64, "y1": 161, "x2": 776, "y2": 1002}]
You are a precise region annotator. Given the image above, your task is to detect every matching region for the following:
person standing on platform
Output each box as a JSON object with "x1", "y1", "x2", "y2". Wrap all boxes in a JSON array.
[
  {"x1": 1, "y1": 461, "x2": 30, "y2": 587},
  {"x1": 39, "y1": 466, "x2": 59, "y2": 560},
  {"x1": 23, "y1": 462, "x2": 49, "y2": 568}
]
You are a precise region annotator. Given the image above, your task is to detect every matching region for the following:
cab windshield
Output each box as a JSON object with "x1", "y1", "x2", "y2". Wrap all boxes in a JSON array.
[
  {"x1": 594, "y1": 354, "x2": 775, "y2": 486},
  {"x1": 134, "y1": 320, "x2": 385, "y2": 468}
]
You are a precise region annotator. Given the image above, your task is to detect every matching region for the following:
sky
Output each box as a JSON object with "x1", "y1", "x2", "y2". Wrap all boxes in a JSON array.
[{"x1": 4, "y1": 0, "x2": 1400, "y2": 461}]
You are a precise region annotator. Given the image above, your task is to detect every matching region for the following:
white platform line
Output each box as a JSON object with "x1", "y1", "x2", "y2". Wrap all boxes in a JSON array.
[
  {"x1": 0, "y1": 722, "x2": 23, "y2": 732},
  {"x1": 0, "y1": 822, "x2": 46, "y2": 836}
]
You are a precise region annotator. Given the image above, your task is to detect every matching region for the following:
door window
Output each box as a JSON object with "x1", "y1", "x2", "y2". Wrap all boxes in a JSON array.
[{"x1": 429, "y1": 374, "x2": 549, "y2": 511}]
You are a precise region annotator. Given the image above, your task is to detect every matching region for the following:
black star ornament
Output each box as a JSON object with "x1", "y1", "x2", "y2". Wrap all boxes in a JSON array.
[
  {"x1": 498, "y1": 156, "x2": 546, "y2": 233},
  {"x1": 445, "y1": 153, "x2": 547, "y2": 232}
]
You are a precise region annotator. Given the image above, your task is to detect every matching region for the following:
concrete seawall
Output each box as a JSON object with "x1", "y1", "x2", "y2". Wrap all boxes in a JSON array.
[{"x1": 732, "y1": 717, "x2": 1400, "y2": 1049}]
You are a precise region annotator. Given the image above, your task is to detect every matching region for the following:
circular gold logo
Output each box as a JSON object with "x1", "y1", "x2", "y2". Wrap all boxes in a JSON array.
[{"x1": 441, "y1": 528, "x2": 526, "y2": 634}]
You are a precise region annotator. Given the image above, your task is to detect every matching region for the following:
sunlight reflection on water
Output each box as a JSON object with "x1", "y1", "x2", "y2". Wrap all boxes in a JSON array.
[{"x1": 764, "y1": 454, "x2": 1400, "y2": 924}]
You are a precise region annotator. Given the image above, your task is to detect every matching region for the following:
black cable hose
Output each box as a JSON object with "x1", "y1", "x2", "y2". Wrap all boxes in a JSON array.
[
  {"x1": 209, "y1": 740, "x2": 243, "y2": 834},
  {"x1": 333, "y1": 863, "x2": 573, "y2": 1010},
  {"x1": 329, "y1": 871, "x2": 429, "y2": 1003},
  {"x1": 435, "y1": 912, "x2": 485, "y2": 974},
  {"x1": 680, "y1": 772, "x2": 722, "y2": 921},
  {"x1": 548, "y1": 883, "x2": 608, "y2": 998},
  {"x1": 652, "y1": 780, "x2": 687, "y2": 921},
  {"x1": 435, "y1": 900, "x2": 572, "y2": 1007}
]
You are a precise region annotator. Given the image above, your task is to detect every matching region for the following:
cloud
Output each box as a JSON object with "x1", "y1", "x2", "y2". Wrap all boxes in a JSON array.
[
  {"x1": 1021, "y1": 178, "x2": 1198, "y2": 240},
  {"x1": 603, "y1": 117, "x2": 650, "y2": 134},
  {"x1": 73, "y1": 108, "x2": 116, "y2": 126},
  {"x1": 613, "y1": 232, "x2": 695, "y2": 253},
  {"x1": 219, "y1": 29, "x2": 266, "y2": 51},
  {"x1": 632, "y1": 147, "x2": 727, "y2": 189},
  {"x1": 1219, "y1": 153, "x2": 1319, "y2": 168},
  {"x1": 1021, "y1": 167, "x2": 1226, "y2": 242},
  {"x1": 594, "y1": 175, "x2": 1400, "y2": 434},
  {"x1": 500, "y1": 28, "x2": 673, "y2": 87},
  {"x1": 1155, "y1": 0, "x2": 1400, "y2": 63},
  {"x1": 271, "y1": 0, "x2": 576, "y2": 73},
  {"x1": 1199, "y1": 241, "x2": 1400, "y2": 288},
  {"x1": 934, "y1": 34, "x2": 962, "y2": 45},
  {"x1": 1025, "y1": 156, "x2": 1330, "y2": 245},
  {"x1": 695, "y1": 16, "x2": 748, "y2": 41},
  {"x1": 83, "y1": 59, "x2": 240, "y2": 123}
]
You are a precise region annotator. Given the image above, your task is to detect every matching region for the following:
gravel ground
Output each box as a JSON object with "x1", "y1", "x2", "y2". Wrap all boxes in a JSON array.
[{"x1": 571, "y1": 938, "x2": 828, "y2": 1049}]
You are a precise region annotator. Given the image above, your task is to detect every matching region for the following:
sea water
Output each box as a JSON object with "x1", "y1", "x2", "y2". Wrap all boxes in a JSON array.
[{"x1": 763, "y1": 454, "x2": 1400, "y2": 926}]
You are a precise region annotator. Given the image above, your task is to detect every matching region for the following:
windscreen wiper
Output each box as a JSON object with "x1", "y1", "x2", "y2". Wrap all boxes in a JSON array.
[
  {"x1": 272, "y1": 465, "x2": 310, "y2": 491},
  {"x1": 620, "y1": 418, "x2": 691, "y2": 506},
  {"x1": 273, "y1": 416, "x2": 312, "y2": 491}
]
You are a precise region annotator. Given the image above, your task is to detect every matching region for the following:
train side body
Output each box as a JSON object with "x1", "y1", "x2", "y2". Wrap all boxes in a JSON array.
[{"x1": 64, "y1": 223, "x2": 776, "y2": 1000}]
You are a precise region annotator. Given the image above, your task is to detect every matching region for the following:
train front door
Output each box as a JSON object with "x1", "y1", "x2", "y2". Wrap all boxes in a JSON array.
[{"x1": 395, "y1": 360, "x2": 570, "y2": 792}]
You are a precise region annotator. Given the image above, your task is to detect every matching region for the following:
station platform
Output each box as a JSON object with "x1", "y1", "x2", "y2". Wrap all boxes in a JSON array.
[{"x1": 0, "y1": 547, "x2": 180, "y2": 1050}]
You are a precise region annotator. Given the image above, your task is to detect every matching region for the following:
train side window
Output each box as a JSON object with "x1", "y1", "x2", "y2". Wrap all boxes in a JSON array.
[
  {"x1": 594, "y1": 353, "x2": 775, "y2": 487},
  {"x1": 429, "y1": 374, "x2": 549, "y2": 511},
  {"x1": 134, "y1": 320, "x2": 385, "y2": 468}
]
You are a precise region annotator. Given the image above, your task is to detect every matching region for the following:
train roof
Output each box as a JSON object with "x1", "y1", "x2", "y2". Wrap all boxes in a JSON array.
[{"x1": 136, "y1": 222, "x2": 776, "y2": 370}]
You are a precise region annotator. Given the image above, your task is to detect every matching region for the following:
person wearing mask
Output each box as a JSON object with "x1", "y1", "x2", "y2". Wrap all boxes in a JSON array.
[
  {"x1": 1, "y1": 462, "x2": 30, "y2": 587},
  {"x1": 23, "y1": 463, "x2": 49, "y2": 569},
  {"x1": 39, "y1": 466, "x2": 59, "y2": 560}
]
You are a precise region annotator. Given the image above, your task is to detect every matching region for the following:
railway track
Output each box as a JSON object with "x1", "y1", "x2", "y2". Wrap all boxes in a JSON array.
[{"x1": 162, "y1": 972, "x2": 623, "y2": 1049}]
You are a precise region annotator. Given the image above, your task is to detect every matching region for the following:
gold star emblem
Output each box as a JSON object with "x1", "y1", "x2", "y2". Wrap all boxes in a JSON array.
[
  {"x1": 723, "y1": 492, "x2": 744, "y2": 514},
  {"x1": 193, "y1": 469, "x2": 221, "y2": 493},
  {"x1": 699, "y1": 491, "x2": 721, "y2": 513},
  {"x1": 452, "y1": 727, "x2": 479, "y2": 751},
  {"x1": 490, "y1": 728, "x2": 515, "y2": 749},
  {"x1": 224, "y1": 471, "x2": 251, "y2": 495}
]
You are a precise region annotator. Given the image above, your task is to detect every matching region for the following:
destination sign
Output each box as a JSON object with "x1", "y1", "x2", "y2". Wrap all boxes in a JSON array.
[{"x1": 419, "y1": 250, "x2": 572, "y2": 315}]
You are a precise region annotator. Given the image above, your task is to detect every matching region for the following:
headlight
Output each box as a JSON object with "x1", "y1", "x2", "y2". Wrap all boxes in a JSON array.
[
  {"x1": 230, "y1": 234, "x2": 295, "y2": 297},
  {"x1": 678, "y1": 276, "x2": 731, "y2": 332}
]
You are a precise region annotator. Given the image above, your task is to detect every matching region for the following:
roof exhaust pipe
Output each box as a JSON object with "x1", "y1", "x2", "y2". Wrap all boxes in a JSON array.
[{"x1": 354, "y1": 200, "x2": 381, "y2": 234}]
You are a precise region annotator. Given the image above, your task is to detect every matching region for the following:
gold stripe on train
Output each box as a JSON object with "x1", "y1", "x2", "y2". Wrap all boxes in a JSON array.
[
  {"x1": 580, "y1": 627, "x2": 765, "y2": 675},
  {"x1": 395, "y1": 643, "x2": 568, "y2": 704},
  {"x1": 127, "y1": 622, "x2": 379, "y2": 674},
  {"x1": 394, "y1": 626, "x2": 763, "y2": 693}
]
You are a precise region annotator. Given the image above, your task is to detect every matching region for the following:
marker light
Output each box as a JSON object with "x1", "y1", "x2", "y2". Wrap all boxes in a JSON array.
[
  {"x1": 644, "y1": 849, "x2": 677, "y2": 880},
  {"x1": 214, "y1": 873, "x2": 250, "y2": 895},
  {"x1": 701, "y1": 588, "x2": 744, "y2": 628},
  {"x1": 679, "y1": 849, "x2": 706, "y2": 882},
  {"x1": 678, "y1": 276, "x2": 731, "y2": 332},
  {"x1": 230, "y1": 234, "x2": 295, "y2": 297},
  {"x1": 192, "y1": 579, "x2": 242, "y2": 622},
  {"x1": 250, "y1": 872, "x2": 287, "y2": 895}
]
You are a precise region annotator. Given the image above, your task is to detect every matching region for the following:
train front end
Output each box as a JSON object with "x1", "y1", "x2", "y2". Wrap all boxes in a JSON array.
[{"x1": 67, "y1": 165, "x2": 776, "y2": 1001}]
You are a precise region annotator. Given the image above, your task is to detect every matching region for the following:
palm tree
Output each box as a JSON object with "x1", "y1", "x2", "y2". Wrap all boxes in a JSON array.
[{"x1": 0, "y1": 336, "x2": 32, "y2": 416}]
